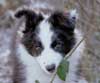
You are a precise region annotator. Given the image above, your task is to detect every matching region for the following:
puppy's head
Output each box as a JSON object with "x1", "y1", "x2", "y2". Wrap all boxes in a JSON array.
[{"x1": 15, "y1": 9, "x2": 77, "y2": 74}]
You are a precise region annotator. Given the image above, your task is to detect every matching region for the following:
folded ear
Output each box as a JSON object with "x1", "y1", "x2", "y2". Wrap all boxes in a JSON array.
[
  {"x1": 50, "y1": 9, "x2": 78, "y2": 32},
  {"x1": 15, "y1": 9, "x2": 38, "y2": 21},
  {"x1": 15, "y1": 9, "x2": 43, "y2": 33}
]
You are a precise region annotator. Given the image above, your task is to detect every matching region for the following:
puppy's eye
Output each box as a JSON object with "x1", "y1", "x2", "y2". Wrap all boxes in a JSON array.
[
  {"x1": 52, "y1": 40, "x2": 63, "y2": 50},
  {"x1": 35, "y1": 46, "x2": 41, "y2": 51},
  {"x1": 34, "y1": 42, "x2": 43, "y2": 55},
  {"x1": 55, "y1": 41, "x2": 62, "y2": 49}
]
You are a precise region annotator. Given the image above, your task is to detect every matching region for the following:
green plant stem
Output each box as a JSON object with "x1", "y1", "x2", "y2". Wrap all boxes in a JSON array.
[
  {"x1": 64, "y1": 37, "x2": 85, "y2": 60},
  {"x1": 50, "y1": 71, "x2": 57, "y2": 83},
  {"x1": 50, "y1": 37, "x2": 85, "y2": 83}
]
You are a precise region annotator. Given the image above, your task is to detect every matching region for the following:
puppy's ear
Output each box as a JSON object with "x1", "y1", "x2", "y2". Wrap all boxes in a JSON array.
[
  {"x1": 50, "y1": 9, "x2": 78, "y2": 32},
  {"x1": 68, "y1": 9, "x2": 78, "y2": 21},
  {"x1": 15, "y1": 9, "x2": 43, "y2": 33},
  {"x1": 15, "y1": 9, "x2": 37, "y2": 19}
]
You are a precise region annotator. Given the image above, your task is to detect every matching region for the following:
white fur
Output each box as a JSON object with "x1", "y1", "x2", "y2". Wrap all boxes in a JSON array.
[
  {"x1": 16, "y1": 15, "x2": 63, "y2": 83},
  {"x1": 36, "y1": 16, "x2": 63, "y2": 74},
  {"x1": 17, "y1": 44, "x2": 64, "y2": 83},
  {"x1": 17, "y1": 29, "x2": 88, "y2": 83}
]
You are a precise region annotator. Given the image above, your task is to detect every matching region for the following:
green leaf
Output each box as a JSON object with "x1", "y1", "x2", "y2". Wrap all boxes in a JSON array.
[
  {"x1": 57, "y1": 59, "x2": 69, "y2": 81},
  {"x1": 35, "y1": 80, "x2": 40, "y2": 83}
]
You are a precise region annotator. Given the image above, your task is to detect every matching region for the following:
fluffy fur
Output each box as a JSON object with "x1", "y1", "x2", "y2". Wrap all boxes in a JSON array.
[{"x1": 15, "y1": 4, "x2": 88, "y2": 83}]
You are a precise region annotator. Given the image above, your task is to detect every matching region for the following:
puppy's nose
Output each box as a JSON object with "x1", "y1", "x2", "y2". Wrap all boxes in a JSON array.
[{"x1": 46, "y1": 64, "x2": 55, "y2": 73}]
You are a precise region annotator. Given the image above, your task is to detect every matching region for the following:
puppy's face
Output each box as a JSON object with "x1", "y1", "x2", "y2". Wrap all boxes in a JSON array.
[{"x1": 15, "y1": 9, "x2": 77, "y2": 74}]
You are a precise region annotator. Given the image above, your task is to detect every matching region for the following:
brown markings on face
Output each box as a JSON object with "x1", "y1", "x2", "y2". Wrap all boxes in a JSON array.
[{"x1": 15, "y1": 9, "x2": 44, "y2": 56}]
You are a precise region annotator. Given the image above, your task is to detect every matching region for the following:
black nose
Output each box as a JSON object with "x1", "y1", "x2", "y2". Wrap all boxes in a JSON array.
[{"x1": 46, "y1": 64, "x2": 55, "y2": 73}]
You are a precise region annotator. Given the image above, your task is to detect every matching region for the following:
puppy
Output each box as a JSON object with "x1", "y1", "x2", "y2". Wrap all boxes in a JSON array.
[{"x1": 15, "y1": 5, "x2": 88, "y2": 83}]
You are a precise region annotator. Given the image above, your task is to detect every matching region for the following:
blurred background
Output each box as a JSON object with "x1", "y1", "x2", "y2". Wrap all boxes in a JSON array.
[{"x1": 0, "y1": 0, "x2": 100, "y2": 83}]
